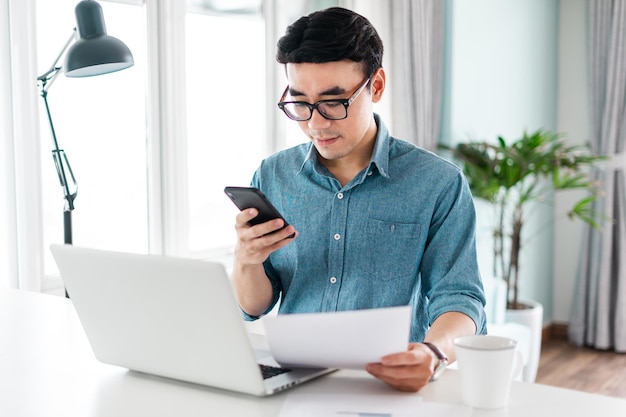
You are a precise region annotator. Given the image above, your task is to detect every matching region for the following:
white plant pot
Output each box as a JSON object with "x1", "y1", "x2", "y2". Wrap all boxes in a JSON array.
[{"x1": 505, "y1": 300, "x2": 543, "y2": 383}]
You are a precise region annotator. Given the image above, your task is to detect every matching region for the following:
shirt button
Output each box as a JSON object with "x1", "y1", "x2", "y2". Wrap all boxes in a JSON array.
[
  {"x1": 337, "y1": 192, "x2": 344, "y2": 200},
  {"x1": 367, "y1": 171, "x2": 373, "y2": 176},
  {"x1": 333, "y1": 233, "x2": 341, "y2": 240},
  {"x1": 330, "y1": 277, "x2": 337, "y2": 284}
]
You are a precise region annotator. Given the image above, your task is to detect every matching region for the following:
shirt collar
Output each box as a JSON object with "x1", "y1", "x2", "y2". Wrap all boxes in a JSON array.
[
  {"x1": 368, "y1": 113, "x2": 390, "y2": 179},
  {"x1": 297, "y1": 113, "x2": 391, "y2": 179}
]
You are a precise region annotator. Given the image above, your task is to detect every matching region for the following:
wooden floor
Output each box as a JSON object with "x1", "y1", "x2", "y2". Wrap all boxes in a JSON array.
[{"x1": 535, "y1": 337, "x2": 626, "y2": 398}]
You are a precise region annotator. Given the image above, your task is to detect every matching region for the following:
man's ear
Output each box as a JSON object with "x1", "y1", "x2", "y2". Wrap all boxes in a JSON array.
[{"x1": 370, "y1": 68, "x2": 386, "y2": 103}]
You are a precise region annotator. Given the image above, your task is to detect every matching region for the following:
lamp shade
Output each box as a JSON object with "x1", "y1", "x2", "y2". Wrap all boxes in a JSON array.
[{"x1": 64, "y1": 0, "x2": 134, "y2": 77}]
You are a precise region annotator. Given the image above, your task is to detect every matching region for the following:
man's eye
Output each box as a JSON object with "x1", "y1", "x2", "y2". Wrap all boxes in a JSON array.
[{"x1": 323, "y1": 101, "x2": 342, "y2": 108}]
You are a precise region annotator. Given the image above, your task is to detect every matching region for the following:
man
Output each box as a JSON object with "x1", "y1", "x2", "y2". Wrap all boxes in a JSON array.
[{"x1": 231, "y1": 7, "x2": 486, "y2": 392}]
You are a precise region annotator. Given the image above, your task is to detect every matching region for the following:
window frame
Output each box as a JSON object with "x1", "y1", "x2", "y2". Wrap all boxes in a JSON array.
[{"x1": 145, "y1": 0, "x2": 189, "y2": 257}]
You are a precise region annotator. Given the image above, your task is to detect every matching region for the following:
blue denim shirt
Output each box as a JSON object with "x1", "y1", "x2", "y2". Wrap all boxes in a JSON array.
[{"x1": 248, "y1": 114, "x2": 486, "y2": 342}]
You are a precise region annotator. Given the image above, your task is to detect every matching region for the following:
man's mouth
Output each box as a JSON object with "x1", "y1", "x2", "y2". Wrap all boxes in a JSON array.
[{"x1": 313, "y1": 136, "x2": 339, "y2": 146}]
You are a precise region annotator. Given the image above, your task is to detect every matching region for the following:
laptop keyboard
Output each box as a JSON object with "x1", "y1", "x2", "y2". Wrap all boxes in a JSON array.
[{"x1": 259, "y1": 364, "x2": 292, "y2": 379}]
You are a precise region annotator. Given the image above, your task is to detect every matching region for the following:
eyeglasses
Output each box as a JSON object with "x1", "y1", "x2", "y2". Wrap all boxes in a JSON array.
[{"x1": 277, "y1": 77, "x2": 371, "y2": 121}]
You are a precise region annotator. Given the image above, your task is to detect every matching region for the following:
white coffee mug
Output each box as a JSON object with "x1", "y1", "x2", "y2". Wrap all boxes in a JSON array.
[{"x1": 453, "y1": 335, "x2": 523, "y2": 409}]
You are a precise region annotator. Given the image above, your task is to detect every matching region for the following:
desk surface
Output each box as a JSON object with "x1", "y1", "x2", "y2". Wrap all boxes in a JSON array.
[{"x1": 1, "y1": 288, "x2": 625, "y2": 417}]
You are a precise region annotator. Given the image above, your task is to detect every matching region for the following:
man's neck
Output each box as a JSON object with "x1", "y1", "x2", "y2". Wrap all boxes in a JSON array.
[{"x1": 320, "y1": 135, "x2": 377, "y2": 187}]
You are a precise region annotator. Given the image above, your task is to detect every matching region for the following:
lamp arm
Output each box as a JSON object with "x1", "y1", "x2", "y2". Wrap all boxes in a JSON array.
[
  {"x1": 36, "y1": 29, "x2": 77, "y2": 93},
  {"x1": 37, "y1": 29, "x2": 79, "y2": 214},
  {"x1": 40, "y1": 90, "x2": 78, "y2": 212}
]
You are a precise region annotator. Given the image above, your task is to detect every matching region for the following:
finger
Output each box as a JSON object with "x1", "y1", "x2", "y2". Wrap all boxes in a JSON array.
[
  {"x1": 366, "y1": 362, "x2": 426, "y2": 379},
  {"x1": 236, "y1": 210, "x2": 291, "y2": 239},
  {"x1": 253, "y1": 218, "x2": 289, "y2": 237},
  {"x1": 265, "y1": 230, "x2": 298, "y2": 253},
  {"x1": 380, "y1": 348, "x2": 427, "y2": 367},
  {"x1": 366, "y1": 366, "x2": 429, "y2": 392},
  {"x1": 366, "y1": 363, "x2": 430, "y2": 392},
  {"x1": 235, "y1": 224, "x2": 297, "y2": 264},
  {"x1": 235, "y1": 208, "x2": 259, "y2": 229},
  {"x1": 250, "y1": 226, "x2": 297, "y2": 250}
]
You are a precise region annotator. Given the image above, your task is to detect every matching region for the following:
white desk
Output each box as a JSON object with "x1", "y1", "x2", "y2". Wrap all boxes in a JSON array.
[{"x1": 2, "y1": 288, "x2": 625, "y2": 417}]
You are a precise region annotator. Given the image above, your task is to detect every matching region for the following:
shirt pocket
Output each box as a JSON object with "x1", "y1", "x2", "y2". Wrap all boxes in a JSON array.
[{"x1": 356, "y1": 218, "x2": 421, "y2": 280}]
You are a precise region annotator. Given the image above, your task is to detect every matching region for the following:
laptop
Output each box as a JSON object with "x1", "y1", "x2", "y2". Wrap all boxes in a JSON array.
[{"x1": 50, "y1": 244, "x2": 335, "y2": 396}]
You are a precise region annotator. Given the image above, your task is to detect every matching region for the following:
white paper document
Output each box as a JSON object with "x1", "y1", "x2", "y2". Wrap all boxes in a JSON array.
[{"x1": 263, "y1": 306, "x2": 411, "y2": 369}]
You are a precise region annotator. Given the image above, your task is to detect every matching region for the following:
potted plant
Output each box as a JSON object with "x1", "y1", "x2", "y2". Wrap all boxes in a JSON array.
[
  {"x1": 440, "y1": 129, "x2": 604, "y2": 381},
  {"x1": 441, "y1": 129, "x2": 604, "y2": 309}
]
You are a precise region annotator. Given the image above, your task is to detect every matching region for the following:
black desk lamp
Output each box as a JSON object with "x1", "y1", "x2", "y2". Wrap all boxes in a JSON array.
[{"x1": 37, "y1": 0, "x2": 133, "y2": 247}]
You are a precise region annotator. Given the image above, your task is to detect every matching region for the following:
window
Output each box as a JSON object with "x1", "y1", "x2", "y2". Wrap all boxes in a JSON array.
[
  {"x1": 36, "y1": 0, "x2": 148, "y2": 280},
  {"x1": 6, "y1": 0, "x2": 341, "y2": 292},
  {"x1": 184, "y1": 0, "x2": 340, "y2": 256},
  {"x1": 185, "y1": 1, "x2": 265, "y2": 254}
]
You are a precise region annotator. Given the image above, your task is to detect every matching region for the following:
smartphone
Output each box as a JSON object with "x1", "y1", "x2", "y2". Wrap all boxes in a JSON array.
[{"x1": 224, "y1": 186, "x2": 295, "y2": 238}]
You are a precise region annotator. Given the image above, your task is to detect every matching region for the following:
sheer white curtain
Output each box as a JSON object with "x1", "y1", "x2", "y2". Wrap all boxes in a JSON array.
[
  {"x1": 569, "y1": 0, "x2": 626, "y2": 352},
  {"x1": 0, "y1": 0, "x2": 17, "y2": 288},
  {"x1": 1, "y1": 0, "x2": 44, "y2": 291},
  {"x1": 389, "y1": 0, "x2": 445, "y2": 150}
]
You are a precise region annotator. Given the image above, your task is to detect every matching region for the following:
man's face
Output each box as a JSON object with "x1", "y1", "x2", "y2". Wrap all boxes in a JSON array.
[{"x1": 284, "y1": 60, "x2": 383, "y2": 164}]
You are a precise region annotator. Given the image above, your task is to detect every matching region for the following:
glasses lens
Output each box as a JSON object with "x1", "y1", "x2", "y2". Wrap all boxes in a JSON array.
[
  {"x1": 318, "y1": 101, "x2": 348, "y2": 120},
  {"x1": 281, "y1": 102, "x2": 312, "y2": 121}
]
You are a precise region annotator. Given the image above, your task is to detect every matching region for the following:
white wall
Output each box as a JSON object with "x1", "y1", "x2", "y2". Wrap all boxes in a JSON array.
[
  {"x1": 554, "y1": 0, "x2": 590, "y2": 323},
  {"x1": 445, "y1": 0, "x2": 559, "y2": 321}
]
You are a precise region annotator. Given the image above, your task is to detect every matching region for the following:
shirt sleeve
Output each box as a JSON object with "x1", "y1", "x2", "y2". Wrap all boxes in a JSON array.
[{"x1": 420, "y1": 171, "x2": 487, "y2": 334}]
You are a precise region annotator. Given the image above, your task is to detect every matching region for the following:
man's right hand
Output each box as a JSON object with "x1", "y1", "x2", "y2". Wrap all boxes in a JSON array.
[
  {"x1": 233, "y1": 208, "x2": 297, "y2": 266},
  {"x1": 231, "y1": 208, "x2": 296, "y2": 317}
]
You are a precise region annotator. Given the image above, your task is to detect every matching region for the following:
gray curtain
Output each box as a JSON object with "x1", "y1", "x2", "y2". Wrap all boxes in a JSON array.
[
  {"x1": 389, "y1": 0, "x2": 445, "y2": 151},
  {"x1": 569, "y1": 0, "x2": 626, "y2": 352}
]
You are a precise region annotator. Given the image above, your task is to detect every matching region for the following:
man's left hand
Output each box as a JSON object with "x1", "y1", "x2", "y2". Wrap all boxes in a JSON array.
[{"x1": 365, "y1": 342, "x2": 436, "y2": 392}]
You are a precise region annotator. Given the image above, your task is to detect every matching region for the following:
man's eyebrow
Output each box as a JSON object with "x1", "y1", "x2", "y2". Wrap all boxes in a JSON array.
[{"x1": 288, "y1": 85, "x2": 348, "y2": 98}]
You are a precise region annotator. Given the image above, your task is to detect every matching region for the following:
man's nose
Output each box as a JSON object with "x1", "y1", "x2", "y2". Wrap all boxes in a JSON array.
[{"x1": 307, "y1": 108, "x2": 332, "y2": 130}]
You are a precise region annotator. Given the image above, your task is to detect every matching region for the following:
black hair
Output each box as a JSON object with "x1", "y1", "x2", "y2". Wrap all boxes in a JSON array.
[{"x1": 276, "y1": 7, "x2": 383, "y2": 78}]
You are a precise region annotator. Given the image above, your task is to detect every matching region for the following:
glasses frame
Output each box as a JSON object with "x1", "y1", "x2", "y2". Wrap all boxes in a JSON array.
[{"x1": 277, "y1": 76, "x2": 372, "y2": 121}]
